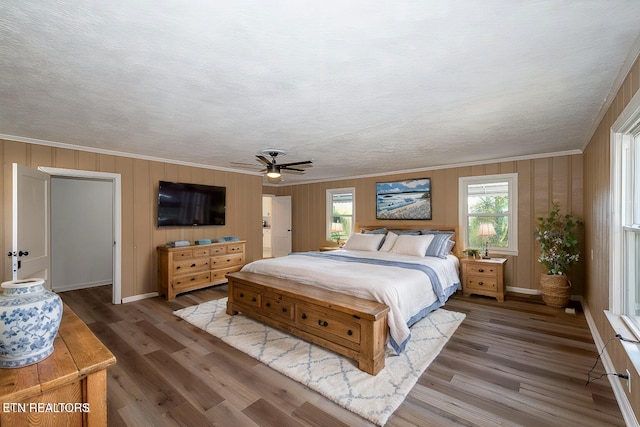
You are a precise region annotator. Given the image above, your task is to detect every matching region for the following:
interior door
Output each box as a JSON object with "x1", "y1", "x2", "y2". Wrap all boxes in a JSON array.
[
  {"x1": 10, "y1": 163, "x2": 51, "y2": 286},
  {"x1": 272, "y1": 196, "x2": 292, "y2": 257}
]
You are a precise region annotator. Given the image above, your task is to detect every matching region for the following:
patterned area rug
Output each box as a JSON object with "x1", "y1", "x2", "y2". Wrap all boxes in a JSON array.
[{"x1": 173, "y1": 298, "x2": 465, "y2": 426}]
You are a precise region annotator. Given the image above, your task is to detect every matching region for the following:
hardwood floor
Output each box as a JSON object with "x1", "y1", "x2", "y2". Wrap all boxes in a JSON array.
[{"x1": 59, "y1": 286, "x2": 626, "y2": 426}]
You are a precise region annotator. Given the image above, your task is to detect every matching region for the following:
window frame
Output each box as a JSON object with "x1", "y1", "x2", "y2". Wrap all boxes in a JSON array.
[
  {"x1": 610, "y1": 92, "x2": 640, "y2": 341},
  {"x1": 326, "y1": 187, "x2": 355, "y2": 241},
  {"x1": 458, "y1": 173, "x2": 519, "y2": 256}
]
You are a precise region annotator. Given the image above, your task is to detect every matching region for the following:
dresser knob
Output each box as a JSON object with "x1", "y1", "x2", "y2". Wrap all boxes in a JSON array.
[
  {"x1": 252, "y1": 297, "x2": 257, "y2": 302},
  {"x1": 301, "y1": 313, "x2": 307, "y2": 320},
  {"x1": 282, "y1": 307, "x2": 287, "y2": 313},
  {"x1": 478, "y1": 269, "x2": 484, "y2": 273},
  {"x1": 318, "y1": 320, "x2": 328, "y2": 327},
  {"x1": 239, "y1": 292, "x2": 244, "y2": 298},
  {"x1": 266, "y1": 302, "x2": 271, "y2": 307},
  {"x1": 347, "y1": 330, "x2": 353, "y2": 336},
  {"x1": 478, "y1": 282, "x2": 484, "y2": 286}
]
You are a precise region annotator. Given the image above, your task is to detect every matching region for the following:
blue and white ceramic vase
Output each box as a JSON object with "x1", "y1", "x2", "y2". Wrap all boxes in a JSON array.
[{"x1": 0, "y1": 278, "x2": 63, "y2": 368}]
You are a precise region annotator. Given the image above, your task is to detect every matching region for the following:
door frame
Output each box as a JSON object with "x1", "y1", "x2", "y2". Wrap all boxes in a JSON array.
[{"x1": 39, "y1": 167, "x2": 122, "y2": 304}]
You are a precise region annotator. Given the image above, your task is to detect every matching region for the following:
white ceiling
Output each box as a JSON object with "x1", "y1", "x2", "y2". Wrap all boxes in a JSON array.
[{"x1": 2, "y1": 1, "x2": 640, "y2": 184}]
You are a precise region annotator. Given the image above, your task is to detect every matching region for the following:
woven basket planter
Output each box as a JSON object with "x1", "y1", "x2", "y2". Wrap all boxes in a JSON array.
[{"x1": 540, "y1": 273, "x2": 571, "y2": 308}]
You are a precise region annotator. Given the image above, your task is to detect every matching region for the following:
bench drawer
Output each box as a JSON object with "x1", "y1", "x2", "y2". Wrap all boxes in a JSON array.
[{"x1": 296, "y1": 305, "x2": 361, "y2": 344}]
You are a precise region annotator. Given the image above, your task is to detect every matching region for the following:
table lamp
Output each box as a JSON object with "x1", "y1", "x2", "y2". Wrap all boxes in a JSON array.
[{"x1": 478, "y1": 223, "x2": 496, "y2": 259}]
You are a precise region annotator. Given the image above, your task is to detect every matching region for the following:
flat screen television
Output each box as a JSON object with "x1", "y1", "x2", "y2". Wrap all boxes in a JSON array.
[{"x1": 157, "y1": 181, "x2": 226, "y2": 227}]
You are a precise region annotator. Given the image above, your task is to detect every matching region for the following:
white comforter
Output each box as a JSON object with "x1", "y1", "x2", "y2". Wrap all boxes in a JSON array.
[{"x1": 240, "y1": 249, "x2": 460, "y2": 352}]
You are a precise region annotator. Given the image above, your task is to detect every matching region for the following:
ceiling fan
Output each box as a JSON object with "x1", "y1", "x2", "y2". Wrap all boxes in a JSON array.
[{"x1": 256, "y1": 149, "x2": 312, "y2": 179}]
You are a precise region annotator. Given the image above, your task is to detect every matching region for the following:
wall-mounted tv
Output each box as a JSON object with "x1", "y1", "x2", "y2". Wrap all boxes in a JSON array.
[{"x1": 157, "y1": 181, "x2": 226, "y2": 227}]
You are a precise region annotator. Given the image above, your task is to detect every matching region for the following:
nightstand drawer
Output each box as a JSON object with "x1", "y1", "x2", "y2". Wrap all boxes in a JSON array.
[
  {"x1": 466, "y1": 263, "x2": 499, "y2": 276},
  {"x1": 465, "y1": 275, "x2": 497, "y2": 291}
]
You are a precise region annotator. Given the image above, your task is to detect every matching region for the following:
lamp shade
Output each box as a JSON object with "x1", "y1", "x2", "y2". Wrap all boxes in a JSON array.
[
  {"x1": 331, "y1": 222, "x2": 344, "y2": 234},
  {"x1": 478, "y1": 223, "x2": 496, "y2": 237}
]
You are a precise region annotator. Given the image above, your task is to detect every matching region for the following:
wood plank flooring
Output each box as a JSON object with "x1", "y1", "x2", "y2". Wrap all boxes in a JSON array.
[{"x1": 59, "y1": 286, "x2": 626, "y2": 426}]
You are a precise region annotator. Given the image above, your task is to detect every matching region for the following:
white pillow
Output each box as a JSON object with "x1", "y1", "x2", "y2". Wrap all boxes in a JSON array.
[
  {"x1": 379, "y1": 231, "x2": 398, "y2": 252},
  {"x1": 389, "y1": 234, "x2": 435, "y2": 257},
  {"x1": 343, "y1": 233, "x2": 385, "y2": 251}
]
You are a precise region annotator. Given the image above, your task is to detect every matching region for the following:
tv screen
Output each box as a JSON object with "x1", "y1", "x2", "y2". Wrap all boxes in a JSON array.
[{"x1": 157, "y1": 181, "x2": 226, "y2": 227}]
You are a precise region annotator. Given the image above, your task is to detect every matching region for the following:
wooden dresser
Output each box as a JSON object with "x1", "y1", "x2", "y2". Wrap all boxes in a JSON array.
[
  {"x1": 460, "y1": 257, "x2": 507, "y2": 301},
  {"x1": 157, "y1": 241, "x2": 246, "y2": 300},
  {"x1": 0, "y1": 304, "x2": 116, "y2": 426}
]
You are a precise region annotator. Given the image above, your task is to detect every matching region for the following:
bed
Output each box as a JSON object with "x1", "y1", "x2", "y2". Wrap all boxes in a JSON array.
[{"x1": 226, "y1": 224, "x2": 461, "y2": 375}]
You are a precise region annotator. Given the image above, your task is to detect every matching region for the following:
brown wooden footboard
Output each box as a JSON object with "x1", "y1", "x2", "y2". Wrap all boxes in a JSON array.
[{"x1": 226, "y1": 271, "x2": 390, "y2": 375}]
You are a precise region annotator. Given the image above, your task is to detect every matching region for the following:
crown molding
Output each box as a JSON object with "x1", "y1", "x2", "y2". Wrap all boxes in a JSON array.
[{"x1": 0, "y1": 133, "x2": 263, "y2": 177}]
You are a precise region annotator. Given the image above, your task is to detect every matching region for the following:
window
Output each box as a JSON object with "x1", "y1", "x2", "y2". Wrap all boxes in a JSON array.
[
  {"x1": 459, "y1": 174, "x2": 518, "y2": 255},
  {"x1": 326, "y1": 188, "x2": 355, "y2": 242},
  {"x1": 612, "y1": 103, "x2": 640, "y2": 339}
]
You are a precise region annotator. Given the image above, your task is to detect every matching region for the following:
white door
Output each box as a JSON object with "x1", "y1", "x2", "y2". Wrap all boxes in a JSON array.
[
  {"x1": 11, "y1": 164, "x2": 51, "y2": 286},
  {"x1": 272, "y1": 196, "x2": 292, "y2": 257}
]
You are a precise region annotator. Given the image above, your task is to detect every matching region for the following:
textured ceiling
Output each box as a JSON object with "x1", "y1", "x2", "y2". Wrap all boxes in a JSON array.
[{"x1": 1, "y1": 1, "x2": 640, "y2": 184}]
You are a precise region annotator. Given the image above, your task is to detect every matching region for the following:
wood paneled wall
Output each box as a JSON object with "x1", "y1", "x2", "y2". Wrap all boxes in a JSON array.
[
  {"x1": 267, "y1": 154, "x2": 584, "y2": 293},
  {"x1": 583, "y1": 55, "x2": 640, "y2": 417},
  {"x1": 1, "y1": 139, "x2": 264, "y2": 299}
]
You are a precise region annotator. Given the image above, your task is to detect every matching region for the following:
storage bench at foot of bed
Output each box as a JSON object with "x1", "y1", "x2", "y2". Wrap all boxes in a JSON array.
[{"x1": 226, "y1": 271, "x2": 390, "y2": 375}]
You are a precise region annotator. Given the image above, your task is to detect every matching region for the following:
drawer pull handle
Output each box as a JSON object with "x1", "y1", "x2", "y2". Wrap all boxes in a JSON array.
[
  {"x1": 301, "y1": 313, "x2": 307, "y2": 319},
  {"x1": 318, "y1": 320, "x2": 328, "y2": 327},
  {"x1": 347, "y1": 330, "x2": 353, "y2": 336},
  {"x1": 239, "y1": 292, "x2": 244, "y2": 298},
  {"x1": 252, "y1": 297, "x2": 257, "y2": 302},
  {"x1": 191, "y1": 263, "x2": 196, "y2": 267},
  {"x1": 478, "y1": 269, "x2": 484, "y2": 273},
  {"x1": 190, "y1": 277, "x2": 195, "y2": 281},
  {"x1": 478, "y1": 282, "x2": 484, "y2": 286},
  {"x1": 266, "y1": 302, "x2": 271, "y2": 307},
  {"x1": 176, "y1": 266, "x2": 181, "y2": 270},
  {"x1": 282, "y1": 307, "x2": 287, "y2": 313}
]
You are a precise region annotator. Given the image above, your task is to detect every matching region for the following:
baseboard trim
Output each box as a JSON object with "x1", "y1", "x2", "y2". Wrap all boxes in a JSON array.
[
  {"x1": 52, "y1": 280, "x2": 112, "y2": 293},
  {"x1": 579, "y1": 296, "x2": 639, "y2": 427},
  {"x1": 122, "y1": 292, "x2": 159, "y2": 304}
]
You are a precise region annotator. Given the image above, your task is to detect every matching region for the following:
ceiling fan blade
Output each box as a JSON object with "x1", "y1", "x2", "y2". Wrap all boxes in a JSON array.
[
  {"x1": 256, "y1": 155, "x2": 272, "y2": 165},
  {"x1": 281, "y1": 166, "x2": 305, "y2": 172},
  {"x1": 280, "y1": 160, "x2": 312, "y2": 167}
]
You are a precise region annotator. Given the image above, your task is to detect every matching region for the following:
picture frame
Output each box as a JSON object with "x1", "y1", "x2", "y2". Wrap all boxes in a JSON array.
[{"x1": 376, "y1": 178, "x2": 431, "y2": 220}]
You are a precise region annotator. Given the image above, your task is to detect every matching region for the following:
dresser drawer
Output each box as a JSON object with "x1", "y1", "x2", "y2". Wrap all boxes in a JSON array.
[
  {"x1": 263, "y1": 294, "x2": 295, "y2": 321},
  {"x1": 210, "y1": 246, "x2": 227, "y2": 255},
  {"x1": 172, "y1": 249, "x2": 193, "y2": 260},
  {"x1": 173, "y1": 272, "x2": 211, "y2": 290},
  {"x1": 173, "y1": 257, "x2": 210, "y2": 274},
  {"x1": 192, "y1": 248, "x2": 210, "y2": 257},
  {"x1": 296, "y1": 305, "x2": 361, "y2": 344},
  {"x1": 227, "y1": 244, "x2": 244, "y2": 254},
  {"x1": 211, "y1": 253, "x2": 244, "y2": 268},
  {"x1": 233, "y1": 286, "x2": 261, "y2": 308},
  {"x1": 465, "y1": 275, "x2": 497, "y2": 291},
  {"x1": 211, "y1": 266, "x2": 242, "y2": 282}
]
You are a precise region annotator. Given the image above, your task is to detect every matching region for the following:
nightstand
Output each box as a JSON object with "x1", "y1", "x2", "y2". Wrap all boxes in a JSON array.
[{"x1": 460, "y1": 257, "x2": 507, "y2": 302}]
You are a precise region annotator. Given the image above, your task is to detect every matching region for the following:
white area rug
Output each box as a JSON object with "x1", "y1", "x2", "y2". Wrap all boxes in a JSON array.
[{"x1": 174, "y1": 298, "x2": 465, "y2": 426}]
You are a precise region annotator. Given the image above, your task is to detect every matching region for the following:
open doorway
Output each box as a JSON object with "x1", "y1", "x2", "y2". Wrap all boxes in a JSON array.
[{"x1": 39, "y1": 167, "x2": 122, "y2": 304}]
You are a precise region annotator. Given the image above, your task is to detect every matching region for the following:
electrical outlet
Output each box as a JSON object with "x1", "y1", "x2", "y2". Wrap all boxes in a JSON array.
[{"x1": 626, "y1": 369, "x2": 631, "y2": 393}]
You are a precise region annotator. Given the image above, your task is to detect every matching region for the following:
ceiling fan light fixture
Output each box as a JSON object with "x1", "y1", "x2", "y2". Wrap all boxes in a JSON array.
[{"x1": 266, "y1": 164, "x2": 281, "y2": 178}]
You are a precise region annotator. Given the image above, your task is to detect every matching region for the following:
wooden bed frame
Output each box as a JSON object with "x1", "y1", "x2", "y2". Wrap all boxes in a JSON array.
[{"x1": 226, "y1": 223, "x2": 458, "y2": 375}]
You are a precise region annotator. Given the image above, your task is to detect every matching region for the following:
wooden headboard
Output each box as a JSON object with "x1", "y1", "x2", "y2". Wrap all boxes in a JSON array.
[{"x1": 356, "y1": 223, "x2": 461, "y2": 258}]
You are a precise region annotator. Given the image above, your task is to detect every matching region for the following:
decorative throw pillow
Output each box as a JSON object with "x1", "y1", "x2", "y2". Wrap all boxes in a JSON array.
[
  {"x1": 389, "y1": 234, "x2": 434, "y2": 257},
  {"x1": 422, "y1": 232, "x2": 455, "y2": 258},
  {"x1": 379, "y1": 231, "x2": 398, "y2": 252},
  {"x1": 343, "y1": 233, "x2": 386, "y2": 251}
]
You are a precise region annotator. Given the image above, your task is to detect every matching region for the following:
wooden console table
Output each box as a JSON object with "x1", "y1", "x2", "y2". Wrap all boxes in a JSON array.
[{"x1": 0, "y1": 303, "x2": 116, "y2": 426}]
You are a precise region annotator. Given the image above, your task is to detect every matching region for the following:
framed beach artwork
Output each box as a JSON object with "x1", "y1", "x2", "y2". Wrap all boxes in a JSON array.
[{"x1": 376, "y1": 178, "x2": 432, "y2": 220}]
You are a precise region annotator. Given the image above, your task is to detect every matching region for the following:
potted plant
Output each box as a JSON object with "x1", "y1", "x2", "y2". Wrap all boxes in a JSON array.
[
  {"x1": 463, "y1": 248, "x2": 480, "y2": 259},
  {"x1": 534, "y1": 202, "x2": 582, "y2": 307}
]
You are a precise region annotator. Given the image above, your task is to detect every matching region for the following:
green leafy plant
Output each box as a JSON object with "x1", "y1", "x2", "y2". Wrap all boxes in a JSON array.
[
  {"x1": 534, "y1": 202, "x2": 582, "y2": 275},
  {"x1": 463, "y1": 248, "x2": 480, "y2": 257}
]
